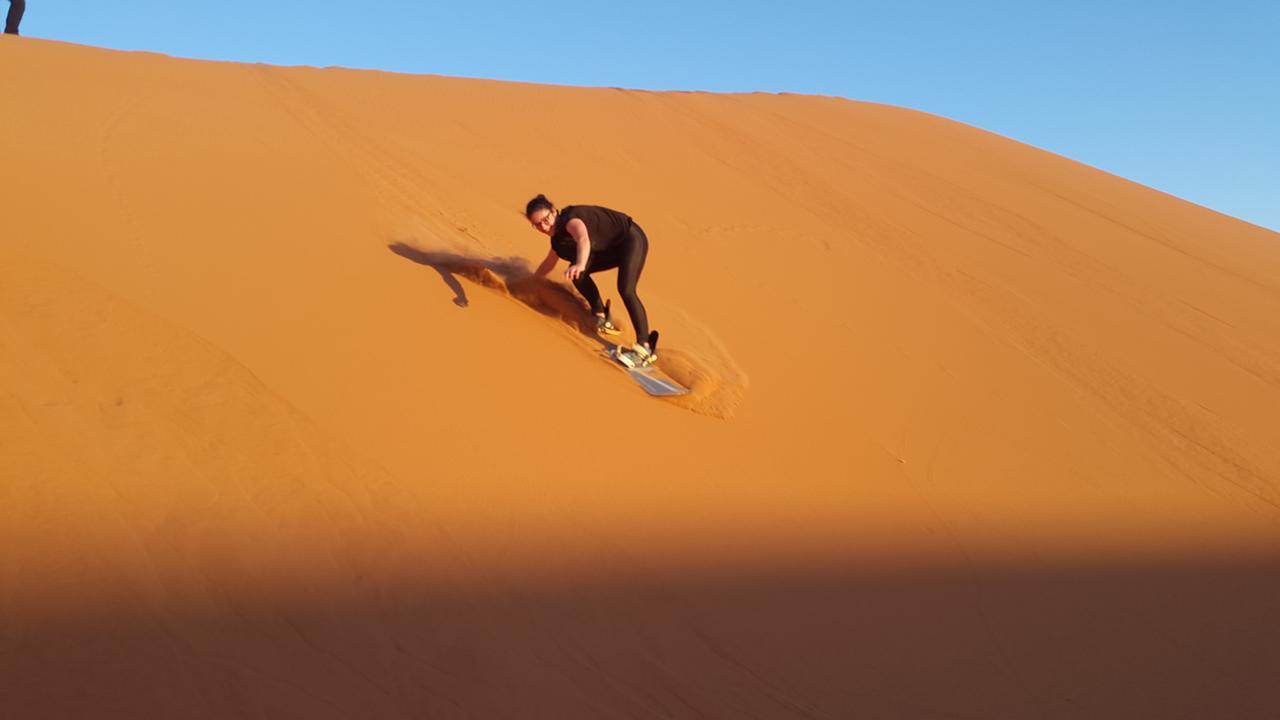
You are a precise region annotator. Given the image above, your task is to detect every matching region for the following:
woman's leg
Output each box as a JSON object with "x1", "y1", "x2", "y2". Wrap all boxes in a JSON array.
[
  {"x1": 616, "y1": 225, "x2": 650, "y2": 344},
  {"x1": 571, "y1": 273, "x2": 606, "y2": 316},
  {"x1": 576, "y1": 246, "x2": 627, "y2": 318}
]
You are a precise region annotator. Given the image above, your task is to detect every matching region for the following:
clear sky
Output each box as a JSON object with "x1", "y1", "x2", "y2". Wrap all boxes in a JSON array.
[{"x1": 20, "y1": 1, "x2": 1279, "y2": 231}]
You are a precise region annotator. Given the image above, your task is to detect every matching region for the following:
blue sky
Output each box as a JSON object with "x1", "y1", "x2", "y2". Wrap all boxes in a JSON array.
[{"x1": 22, "y1": 1, "x2": 1279, "y2": 231}]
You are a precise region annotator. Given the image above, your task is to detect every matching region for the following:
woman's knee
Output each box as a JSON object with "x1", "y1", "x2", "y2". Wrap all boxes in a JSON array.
[{"x1": 616, "y1": 275, "x2": 639, "y2": 299}]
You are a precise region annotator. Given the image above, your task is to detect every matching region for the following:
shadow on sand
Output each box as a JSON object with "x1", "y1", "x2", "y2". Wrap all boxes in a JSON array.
[
  {"x1": 4, "y1": 555, "x2": 1280, "y2": 718},
  {"x1": 389, "y1": 242, "x2": 609, "y2": 346},
  {"x1": 388, "y1": 241, "x2": 753, "y2": 418}
]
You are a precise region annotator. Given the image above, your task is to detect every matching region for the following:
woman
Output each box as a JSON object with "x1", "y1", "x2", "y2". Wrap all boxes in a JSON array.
[{"x1": 525, "y1": 194, "x2": 657, "y2": 367}]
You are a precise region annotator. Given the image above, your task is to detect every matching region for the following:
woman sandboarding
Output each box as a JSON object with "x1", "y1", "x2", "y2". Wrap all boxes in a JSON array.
[{"x1": 524, "y1": 194, "x2": 660, "y2": 368}]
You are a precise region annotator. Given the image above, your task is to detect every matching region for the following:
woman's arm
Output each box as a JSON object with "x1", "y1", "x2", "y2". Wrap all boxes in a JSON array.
[{"x1": 533, "y1": 247, "x2": 558, "y2": 277}]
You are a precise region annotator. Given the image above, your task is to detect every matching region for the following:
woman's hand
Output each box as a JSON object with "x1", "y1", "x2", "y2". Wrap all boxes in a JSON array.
[
  {"x1": 534, "y1": 248, "x2": 558, "y2": 278},
  {"x1": 564, "y1": 263, "x2": 586, "y2": 281}
]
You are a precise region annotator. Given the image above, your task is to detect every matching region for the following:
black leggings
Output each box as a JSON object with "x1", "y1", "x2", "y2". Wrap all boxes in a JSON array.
[
  {"x1": 572, "y1": 223, "x2": 650, "y2": 343},
  {"x1": 5, "y1": 0, "x2": 23, "y2": 35}
]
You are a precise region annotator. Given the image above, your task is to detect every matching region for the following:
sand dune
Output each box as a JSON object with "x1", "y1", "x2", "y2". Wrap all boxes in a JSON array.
[{"x1": 3, "y1": 37, "x2": 1279, "y2": 718}]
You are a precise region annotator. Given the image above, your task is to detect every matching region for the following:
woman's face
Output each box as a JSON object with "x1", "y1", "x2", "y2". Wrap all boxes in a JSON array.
[{"x1": 529, "y1": 207, "x2": 556, "y2": 236}]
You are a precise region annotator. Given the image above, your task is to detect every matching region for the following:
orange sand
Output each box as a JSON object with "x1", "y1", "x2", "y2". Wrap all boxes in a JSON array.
[{"x1": 3, "y1": 37, "x2": 1279, "y2": 718}]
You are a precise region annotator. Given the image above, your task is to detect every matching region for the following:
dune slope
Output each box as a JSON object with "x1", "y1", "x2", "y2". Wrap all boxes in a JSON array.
[{"x1": 3, "y1": 37, "x2": 1279, "y2": 718}]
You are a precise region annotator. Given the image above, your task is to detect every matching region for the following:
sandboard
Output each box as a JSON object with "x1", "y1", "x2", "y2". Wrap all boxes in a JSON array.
[{"x1": 604, "y1": 331, "x2": 689, "y2": 397}]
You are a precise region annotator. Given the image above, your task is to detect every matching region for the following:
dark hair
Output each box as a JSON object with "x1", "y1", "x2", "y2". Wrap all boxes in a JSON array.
[{"x1": 525, "y1": 194, "x2": 554, "y2": 219}]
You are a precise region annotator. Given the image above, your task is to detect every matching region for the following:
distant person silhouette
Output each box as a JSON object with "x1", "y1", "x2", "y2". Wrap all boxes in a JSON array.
[{"x1": 4, "y1": 0, "x2": 23, "y2": 35}]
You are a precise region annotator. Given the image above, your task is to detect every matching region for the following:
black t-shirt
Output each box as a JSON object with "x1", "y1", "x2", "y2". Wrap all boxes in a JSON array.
[{"x1": 550, "y1": 205, "x2": 634, "y2": 261}]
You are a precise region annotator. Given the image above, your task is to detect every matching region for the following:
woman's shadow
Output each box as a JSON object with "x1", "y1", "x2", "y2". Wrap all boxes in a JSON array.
[
  {"x1": 394, "y1": 247, "x2": 470, "y2": 307},
  {"x1": 387, "y1": 243, "x2": 609, "y2": 346}
]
